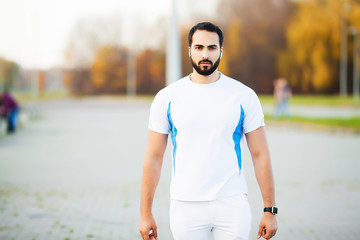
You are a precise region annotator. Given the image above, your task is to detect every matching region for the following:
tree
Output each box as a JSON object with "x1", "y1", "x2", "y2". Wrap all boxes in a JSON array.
[
  {"x1": 91, "y1": 46, "x2": 128, "y2": 94},
  {"x1": 0, "y1": 58, "x2": 19, "y2": 91},
  {"x1": 64, "y1": 15, "x2": 125, "y2": 94},
  {"x1": 65, "y1": 15, "x2": 124, "y2": 70},
  {"x1": 136, "y1": 49, "x2": 166, "y2": 94},
  {"x1": 278, "y1": 0, "x2": 360, "y2": 94},
  {"x1": 216, "y1": 0, "x2": 293, "y2": 93}
]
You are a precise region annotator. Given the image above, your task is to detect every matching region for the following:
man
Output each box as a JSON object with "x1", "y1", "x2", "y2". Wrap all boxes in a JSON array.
[{"x1": 139, "y1": 22, "x2": 277, "y2": 240}]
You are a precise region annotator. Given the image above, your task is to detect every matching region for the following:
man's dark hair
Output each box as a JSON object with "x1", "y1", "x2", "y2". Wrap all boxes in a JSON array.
[{"x1": 188, "y1": 22, "x2": 224, "y2": 47}]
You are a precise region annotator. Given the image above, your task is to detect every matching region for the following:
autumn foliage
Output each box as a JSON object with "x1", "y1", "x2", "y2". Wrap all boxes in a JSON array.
[
  {"x1": 278, "y1": 0, "x2": 360, "y2": 94},
  {"x1": 136, "y1": 49, "x2": 166, "y2": 94},
  {"x1": 64, "y1": 0, "x2": 360, "y2": 95},
  {"x1": 0, "y1": 58, "x2": 19, "y2": 91},
  {"x1": 91, "y1": 46, "x2": 128, "y2": 94}
]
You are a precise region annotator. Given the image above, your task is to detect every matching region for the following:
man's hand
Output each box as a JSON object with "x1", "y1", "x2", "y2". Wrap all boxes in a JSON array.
[
  {"x1": 139, "y1": 214, "x2": 158, "y2": 240},
  {"x1": 257, "y1": 213, "x2": 277, "y2": 239}
]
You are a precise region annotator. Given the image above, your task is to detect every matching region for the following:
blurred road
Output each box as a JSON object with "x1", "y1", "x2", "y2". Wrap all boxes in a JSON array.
[{"x1": 0, "y1": 97, "x2": 359, "y2": 240}]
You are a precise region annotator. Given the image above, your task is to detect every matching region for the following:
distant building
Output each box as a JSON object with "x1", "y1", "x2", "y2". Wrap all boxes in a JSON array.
[{"x1": 18, "y1": 68, "x2": 66, "y2": 95}]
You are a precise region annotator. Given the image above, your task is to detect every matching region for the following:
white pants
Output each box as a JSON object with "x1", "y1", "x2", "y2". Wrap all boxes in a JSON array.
[{"x1": 170, "y1": 195, "x2": 252, "y2": 240}]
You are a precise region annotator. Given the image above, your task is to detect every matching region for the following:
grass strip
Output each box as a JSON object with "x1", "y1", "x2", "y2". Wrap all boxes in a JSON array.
[
  {"x1": 14, "y1": 91, "x2": 70, "y2": 103},
  {"x1": 259, "y1": 95, "x2": 360, "y2": 107},
  {"x1": 264, "y1": 114, "x2": 360, "y2": 133}
]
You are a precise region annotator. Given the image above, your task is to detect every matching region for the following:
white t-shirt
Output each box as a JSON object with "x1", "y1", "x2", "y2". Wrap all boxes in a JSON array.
[{"x1": 148, "y1": 73, "x2": 265, "y2": 201}]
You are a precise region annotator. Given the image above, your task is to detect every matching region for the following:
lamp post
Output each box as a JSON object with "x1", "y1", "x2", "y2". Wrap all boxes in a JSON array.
[
  {"x1": 350, "y1": 26, "x2": 359, "y2": 103},
  {"x1": 126, "y1": 15, "x2": 137, "y2": 98},
  {"x1": 32, "y1": 70, "x2": 39, "y2": 101},
  {"x1": 340, "y1": 2, "x2": 351, "y2": 97},
  {"x1": 166, "y1": 0, "x2": 181, "y2": 85},
  {"x1": 127, "y1": 50, "x2": 136, "y2": 97}
]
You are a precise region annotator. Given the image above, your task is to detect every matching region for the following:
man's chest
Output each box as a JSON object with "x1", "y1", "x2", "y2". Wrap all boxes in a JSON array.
[{"x1": 169, "y1": 93, "x2": 243, "y2": 133}]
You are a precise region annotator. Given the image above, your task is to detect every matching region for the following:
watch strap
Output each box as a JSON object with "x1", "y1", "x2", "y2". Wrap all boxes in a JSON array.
[{"x1": 264, "y1": 207, "x2": 278, "y2": 214}]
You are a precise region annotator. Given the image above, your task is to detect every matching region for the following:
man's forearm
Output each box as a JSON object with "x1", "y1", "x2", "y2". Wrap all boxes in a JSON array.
[
  {"x1": 253, "y1": 155, "x2": 276, "y2": 207},
  {"x1": 140, "y1": 156, "x2": 163, "y2": 216}
]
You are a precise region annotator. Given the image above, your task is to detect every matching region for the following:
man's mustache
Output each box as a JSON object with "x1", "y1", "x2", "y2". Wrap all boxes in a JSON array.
[{"x1": 199, "y1": 60, "x2": 212, "y2": 65}]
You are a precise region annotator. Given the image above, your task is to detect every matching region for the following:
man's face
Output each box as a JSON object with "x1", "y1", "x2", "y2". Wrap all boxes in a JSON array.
[{"x1": 189, "y1": 30, "x2": 222, "y2": 76}]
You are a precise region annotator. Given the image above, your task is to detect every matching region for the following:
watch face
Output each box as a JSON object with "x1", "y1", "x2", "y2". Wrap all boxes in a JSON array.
[{"x1": 273, "y1": 207, "x2": 278, "y2": 214}]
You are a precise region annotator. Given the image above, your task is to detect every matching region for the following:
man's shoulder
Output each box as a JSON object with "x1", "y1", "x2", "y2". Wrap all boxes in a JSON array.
[
  {"x1": 153, "y1": 76, "x2": 188, "y2": 101},
  {"x1": 221, "y1": 74, "x2": 256, "y2": 95},
  {"x1": 166, "y1": 76, "x2": 188, "y2": 89}
]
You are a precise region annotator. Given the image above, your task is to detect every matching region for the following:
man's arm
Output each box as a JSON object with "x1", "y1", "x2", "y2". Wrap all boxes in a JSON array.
[
  {"x1": 139, "y1": 130, "x2": 168, "y2": 240},
  {"x1": 245, "y1": 126, "x2": 278, "y2": 240}
]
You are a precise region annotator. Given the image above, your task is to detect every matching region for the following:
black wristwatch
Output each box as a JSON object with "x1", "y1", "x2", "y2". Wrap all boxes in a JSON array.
[{"x1": 264, "y1": 207, "x2": 278, "y2": 215}]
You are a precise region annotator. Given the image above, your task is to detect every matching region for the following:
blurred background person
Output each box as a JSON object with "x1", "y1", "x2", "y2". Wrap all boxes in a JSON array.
[
  {"x1": 0, "y1": 90, "x2": 19, "y2": 133},
  {"x1": 273, "y1": 78, "x2": 291, "y2": 119}
]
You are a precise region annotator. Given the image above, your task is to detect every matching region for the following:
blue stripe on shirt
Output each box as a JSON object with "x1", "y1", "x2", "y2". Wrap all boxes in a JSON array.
[
  {"x1": 233, "y1": 105, "x2": 244, "y2": 174},
  {"x1": 167, "y1": 102, "x2": 177, "y2": 175}
]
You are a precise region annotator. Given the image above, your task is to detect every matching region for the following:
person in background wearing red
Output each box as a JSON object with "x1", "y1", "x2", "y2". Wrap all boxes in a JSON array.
[{"x1": 0, "y1": 90, "x2": 19, "y2": 133}]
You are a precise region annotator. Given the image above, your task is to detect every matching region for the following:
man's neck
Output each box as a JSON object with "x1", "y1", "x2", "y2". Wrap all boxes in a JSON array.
[{"x1": 190, "y1": 70, "x2": 220, "y2": 84}]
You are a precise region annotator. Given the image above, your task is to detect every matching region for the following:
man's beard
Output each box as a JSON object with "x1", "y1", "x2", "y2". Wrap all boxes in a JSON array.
[{"x1": 191, "y1": 56, "x2": 221, "y2": 76}]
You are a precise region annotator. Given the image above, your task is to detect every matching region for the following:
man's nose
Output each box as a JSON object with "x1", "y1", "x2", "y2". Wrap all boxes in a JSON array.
[{"x1": 201, "y1": 49, "x2": 210, "y2": 59}]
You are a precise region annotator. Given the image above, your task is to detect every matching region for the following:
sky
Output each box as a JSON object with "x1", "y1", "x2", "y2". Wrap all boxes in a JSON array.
[{"x1": 0, "y1": 0, "x2": 219, "y2": 70}]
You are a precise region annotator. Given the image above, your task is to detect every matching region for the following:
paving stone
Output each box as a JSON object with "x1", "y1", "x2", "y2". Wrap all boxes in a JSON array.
[{"x1": 0, "y1": 98, "x2": 359, "y2": 240}]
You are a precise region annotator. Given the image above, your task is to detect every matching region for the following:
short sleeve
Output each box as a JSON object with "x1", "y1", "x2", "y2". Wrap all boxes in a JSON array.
[
  {"x1": 243, "y1": 90, "x2": 265, "y2": 134},
  {"x1": 148, "y1": 90, "x2": 171, "y2": 134}
]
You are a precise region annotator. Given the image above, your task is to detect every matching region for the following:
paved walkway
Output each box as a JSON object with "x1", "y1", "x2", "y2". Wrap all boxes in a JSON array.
[{"x1": 0, "y1": 98, "x2": 359, "y2": 240}]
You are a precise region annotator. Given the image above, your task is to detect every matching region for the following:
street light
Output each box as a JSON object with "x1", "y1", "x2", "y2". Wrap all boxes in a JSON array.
[
  {"x1": 340, "y1": 2, "x2": 351, "y2": 97},
  {"x1": 127, "y1": 51, "x2": 136, "y2": 97},
  {"x1": 125, "y1": 14, "x2": 138, "y2": 98},
  {"x1": 166, "y1": 0, "x2": 181, "y2": 85},
  {"x1": 350, "y1": 26, "x2": 359, "y2": 103}
]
